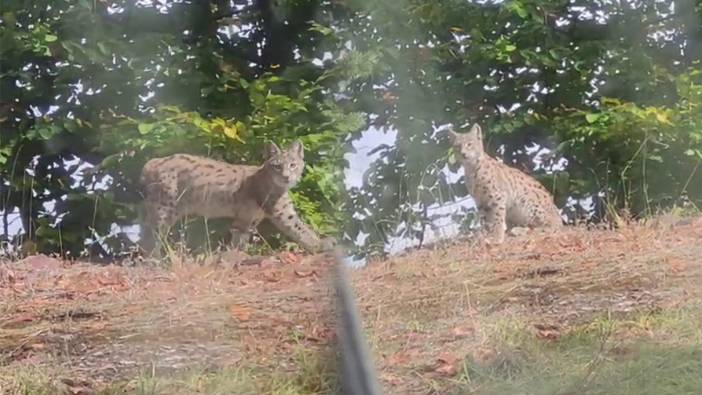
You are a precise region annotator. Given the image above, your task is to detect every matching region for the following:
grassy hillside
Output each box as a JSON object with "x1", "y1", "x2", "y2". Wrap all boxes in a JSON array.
[
  {"x1": 353, "y1": 216, "x2": 702, "y2": 394},
  {"x1": 2, "y1": 215, "x2": 702, "y2": 394}
]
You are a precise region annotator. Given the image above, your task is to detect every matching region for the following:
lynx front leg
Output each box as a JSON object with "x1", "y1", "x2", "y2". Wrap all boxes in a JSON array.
[
  {"x1": 139, "y1": 222, "x2": 157, "y2": 257},
  {"x1": 229, "y1": 228, "x2": 251, "y2": 251},
  {"x1": 141, "y1": 223, "x2": 168, "y2": 259},
  {"x1": 228, "y1": 214, "x2": 262, "y2": 252},
  {"x1": 481, "y1": 202, "x2": 507, "y2": 244},
  {"x1": 141, "y1": 203, "x2": 177, "y2": 259},
  {"x1": 265, "y1": 196, "x2": 330, "y2": 253}
]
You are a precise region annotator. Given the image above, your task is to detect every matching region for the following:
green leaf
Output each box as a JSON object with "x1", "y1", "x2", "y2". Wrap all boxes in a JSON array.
[
  {"x1": 222, "y1": 125, "x2": 242, "y2": 141},
  {"x1": 512, "y1": 2, "x2": 529, "y2": 18},
  {"x1": 447, "y1": 151, "x2": 457, "y2": 165},
  {"x1": 161, "y1": 105, "x2": 180, "y2": 113},
  {"x1": 138, "y1": 123, "x2": 156, "y2": 134},
  {"x1": 654, "y1": 111, "x2": 672, "y2": 125},
  {"x1": 97, "y1": 42, "x2": 109, "y2": 55},
  {"x1": 44, "y1": 34, "x2": 58, "y2": 42},
  {"x1": 64, "y1": 120, "x2": 77, "y2": 133},
  {"x1": 38, "y1": 126, "x2": 58, "y2": 139},
  {"x1": 585, "y1": 113, "x2": 601, "y2": 124},
  {"x1": 309, "y1": 22, "x2": 333, "y2": 36},
  {"x1": 35, "y1": 225, "x2": 58, "y2": 238}
]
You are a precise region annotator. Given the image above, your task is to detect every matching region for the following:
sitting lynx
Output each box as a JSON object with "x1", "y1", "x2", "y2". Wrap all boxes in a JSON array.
[
  {"x1": 139, "y1": 140, "x2": 331, "y2": 257},
  {"x1": 448, "y1": 123, "x2": 562, "y2": 244}
]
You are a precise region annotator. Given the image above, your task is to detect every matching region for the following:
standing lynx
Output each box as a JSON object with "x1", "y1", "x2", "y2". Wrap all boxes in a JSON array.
[
  {"x1": 448, "y1": 123, "x2": 562, "y2": 244},
  {"x1": 139, "y1": 140, "x2": 331, "y2": 257}
]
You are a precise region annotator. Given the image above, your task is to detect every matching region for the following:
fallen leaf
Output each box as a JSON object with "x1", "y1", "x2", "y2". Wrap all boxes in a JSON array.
[
  {"x1": 230, "y1": 305, "x2": 251, "y2": 321},
  {"x1": 386, "y1": 351, "x2": 412, "y2": 366},
  {"x1": 450, "y1": 324, "x2": 474, "y2": 339},
  {"x1": 436, "y1": 363, "x2": 458, "y2": 376},
  {"x1": 666, "y1": 258, "x2": 686, "y2": 273},
  {"x1": 60, "y1": 378, "x2": 93, "y2": 395},
  {"x1": 262, "y1": 271, "x2": 281, "y2": 282},
  {"x1": 279, "y1": 251, "x2": 300, "y2": 265},
  {"x1": 96, "y1": 269, "x2": 129, "y2": 290},
  {"x1": 3, "y1": 312, "x2": 37, "y2": 328},
  {"x1": 434, "y1": 353, "x2": 460, "y2": 376},
  {"x1": 86, "y1": 322, "x2": 107, "y2": 332},
  {"x1": 437, "y1": 353, "x2": 459, "y2": 364},
  {"x1": 309, "y1": 324, "x2": 333, "y2": 341},
  {"x1": 533, "y1": 323, "x2": 561, "y2": 340},
  {"x1": 294, "y1": 270, "x2": 317, "y2": 278}
]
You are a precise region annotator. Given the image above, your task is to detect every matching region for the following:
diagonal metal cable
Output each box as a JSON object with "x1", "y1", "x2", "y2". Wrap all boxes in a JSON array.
[{"x1": 332, "y1": 248, "x2": 382, "y2": 395}]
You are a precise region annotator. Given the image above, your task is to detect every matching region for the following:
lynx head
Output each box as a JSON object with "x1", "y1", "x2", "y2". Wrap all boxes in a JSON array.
[
  {"x1": 447, "y1": 123, "x2": 484, "y2": 164},
  {"x1": 262, "y1": 140, "x2": 305, "y2": 187}
]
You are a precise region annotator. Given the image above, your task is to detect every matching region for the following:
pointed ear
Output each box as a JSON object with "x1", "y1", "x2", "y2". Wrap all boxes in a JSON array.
[
  {"x1": 470, "y1": 123, "x2": 483, "y2": 144},
  {"x1": 446, "y1": 126, "x2": 459, "y2": 144},
  {"x1": 289, "y1": 140, "x2": 304, "y2": 158},
  {"x1": 263, "y1": 141, "x2": 281, "y2": 159}
]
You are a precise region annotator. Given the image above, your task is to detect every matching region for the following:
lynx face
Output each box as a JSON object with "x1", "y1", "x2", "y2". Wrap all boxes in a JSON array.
[
  {"x1": 263, "y1": 141, "x2": 305, "y2": 188},
  {"x1": 448, "y1": 123, "x2": 484, "y2": 165}
]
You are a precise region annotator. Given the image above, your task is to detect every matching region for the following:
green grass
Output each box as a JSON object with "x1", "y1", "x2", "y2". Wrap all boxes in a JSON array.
[
  {"x1": 0, "y1": 347, "x2": 338, "y2": 395},
  {"x1": 452, "y1": 308, "x2": 702, "y2": 395}
]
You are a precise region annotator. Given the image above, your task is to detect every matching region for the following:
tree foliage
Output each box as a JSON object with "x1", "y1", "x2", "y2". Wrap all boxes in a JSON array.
[
  {"x1": 0, "y1": 0, "x2": 363, "y2": 257},
  {"x1": 2, "y1": 0, "x2": 702, "y2": 259},
  {"x1": 332, "y1": 0, "x2": 702, "y2": 257}
]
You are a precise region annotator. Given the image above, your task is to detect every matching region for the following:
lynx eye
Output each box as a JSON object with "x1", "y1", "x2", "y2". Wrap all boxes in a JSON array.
[
  {"x1": 272, "y1": 161, "x2": 283, "y2": 170},
  {"x1": 289, "y1": 163, "x2": 297, "y2": 169}
]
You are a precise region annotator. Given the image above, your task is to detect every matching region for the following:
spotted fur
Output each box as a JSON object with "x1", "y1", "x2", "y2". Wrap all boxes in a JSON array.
[
  {"x1": 139, "y1": 140, "x2": 330, "y2": 257},
  {"x1": 448, "y1": 123, "x2": 562, "y2": 244}
]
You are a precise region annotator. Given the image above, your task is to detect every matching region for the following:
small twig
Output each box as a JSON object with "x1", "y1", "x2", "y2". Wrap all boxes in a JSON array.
[{"x1": 6, "y1": 328, "x2": 49, "y2": 362}]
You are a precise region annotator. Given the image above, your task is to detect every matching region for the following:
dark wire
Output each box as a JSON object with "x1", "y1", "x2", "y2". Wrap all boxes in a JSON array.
[{"x1": 333, "y1": 249, "x2": 382, "y2": 395}]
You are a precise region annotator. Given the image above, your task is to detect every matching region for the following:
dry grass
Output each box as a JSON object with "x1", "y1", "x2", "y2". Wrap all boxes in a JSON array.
[
  {"x1": 0, "y1": 251, "x2": 338, "y2": 394},
  {"x1": 2, "y1": 215, "x2": 702, "y2": 394},
  {"x1": 351, "y1": 217, "x2": 702, "y2": 394}
]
